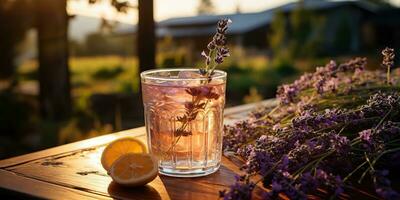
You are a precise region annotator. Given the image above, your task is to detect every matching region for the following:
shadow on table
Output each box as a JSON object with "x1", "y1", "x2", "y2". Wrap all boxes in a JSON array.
[
  {"x1": 107, "y1": 181, "x2": 162, "y2": 200},
  {"x1": 158, "y1": 165, "x2": 240, "y2": 200}
]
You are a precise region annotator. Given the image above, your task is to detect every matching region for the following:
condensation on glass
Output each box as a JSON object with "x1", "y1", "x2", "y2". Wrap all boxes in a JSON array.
[{"x1": 141, "y1": 69, "x2": 226, "y2": 177}]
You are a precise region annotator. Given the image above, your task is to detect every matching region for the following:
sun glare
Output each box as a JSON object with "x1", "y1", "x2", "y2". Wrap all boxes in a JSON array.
[
  {"x1": 67, "y1": 0, "x2": 137, "y2": 24},
  {"x1": 67, "y1": 0, "x2": 296, "y2": 24}
]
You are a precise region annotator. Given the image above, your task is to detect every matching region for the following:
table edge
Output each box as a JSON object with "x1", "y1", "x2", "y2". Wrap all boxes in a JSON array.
[{"x1": 0, "y1": 169, "x2": 110, "y2": 200}]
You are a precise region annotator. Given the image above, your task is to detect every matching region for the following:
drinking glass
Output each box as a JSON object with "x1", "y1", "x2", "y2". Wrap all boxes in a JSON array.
[{"x1": 141, "y1": 69, "x2": 226, "y2": 177}]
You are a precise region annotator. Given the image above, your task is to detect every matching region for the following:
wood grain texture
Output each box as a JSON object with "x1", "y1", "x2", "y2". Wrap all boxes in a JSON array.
[
  {"x1": 0, "y1": 127, "x2": 146, "y2": 168},
  {"x1": 0, "y1": 169, "x2": 108, "y2": 200}
]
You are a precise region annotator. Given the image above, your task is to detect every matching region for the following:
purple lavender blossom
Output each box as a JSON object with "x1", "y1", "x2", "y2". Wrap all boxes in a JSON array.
[
  {"x1": 207, "y1": 41, "x2": 216, "y2": 50},
  {"x1": 382, "y1": 48, "x2": 395, "y2": 70},
  {"x1": 361, "y1": 92, "x2": 400, "y2": 117},
  {"x1": 373, "y1": 170, "x2": 400, "y2": 200},
  {"x1": 359, "y1": 129, "x2": 372, "y2": 143},
  {"x1": 325, "y1": 77, "x2": 339, "y2": 93},
  {"x1": 292, "y1": 108, "x2": 362, "y2": 133},
  {"x1": 299, "y1": 172, "x2": 318, "y2": 192},
  {"x1": 200, "y1": 18, "x2": 231, "y2": 77},
  {"x1": 376, "y1": 121, "x2": 400, "y2": 143},
  {"x1": 314, "y1": 76, "x2": 327, "y2": 94},
  {"x1": 338, "y1": 57, "x2": 366, "y2": 72},
  {"x1": 201, "y1": 50, "x2": 211, "y2": 66},
  {"x1": 219, "y1": 175, "x2": 255, "y2": 200},
  {"x1": 217, "y1": 18, "x2": 232, "y2": 34},
  {"x1": 215, "y1": 55, "x2": 224, "y2": 64},
  {"x1": 264, "y1": 171, "x2": 307, "y2": 200},
  {"x1": 222, "y1": 49, "x2": 400, "y2": 200},
  {"x1": 276, "y1": 58, "x2": 367, "y2": 104},
  {"x1": 329, "y1": 132, "x2": 350, "y2": 155},
  {"x1": 223, "y1": 121, "x2": 259, "y2": 153},
  {"x1": 216, "y1": 47, "x2": 230, "y2": 64},
  {"x1": 277, "y1": 84, "x2": 299, "y2": 105}
]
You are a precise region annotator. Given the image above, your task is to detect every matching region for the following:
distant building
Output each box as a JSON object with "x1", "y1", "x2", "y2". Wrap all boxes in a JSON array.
[{"x1": 117, "y1": 0, "x2": 400, "y2": 56}]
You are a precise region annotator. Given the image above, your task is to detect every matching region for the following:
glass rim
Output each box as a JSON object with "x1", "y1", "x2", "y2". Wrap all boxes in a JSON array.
[{"x1": 140, "y1": 68, "x2": 227, "y2": 82}]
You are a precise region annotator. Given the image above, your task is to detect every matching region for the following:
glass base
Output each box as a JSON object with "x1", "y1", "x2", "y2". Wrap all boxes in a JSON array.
[{"x1": 158, "y1": 164, "x2": 220, "y2": 178}]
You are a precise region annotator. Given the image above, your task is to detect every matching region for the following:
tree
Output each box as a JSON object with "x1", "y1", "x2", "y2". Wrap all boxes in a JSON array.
[
  {"x1": 268, "y1": 2, "x2": 325, "y2": 59},
  {"x1": 36, "y1": 0, "x2": 71, "y2": 120},
  {"x1": 138, "y1": 0, "x2": 156, "y2": 72},
  {"x1": 268, "y1": 11, "x2": 288, "y2": 56},
  {"x1": 2, "y1": 0, "x2": 155, "y2": 121},
  {"x1": 87, "y1": 0, "x2": 154, "y2": 72},
  {"x1": 197, "y1": 0, "x2": 215, "y2": 15},
  {"x1": 0, "y1": 0, "x2": 34, "y2": 79}
]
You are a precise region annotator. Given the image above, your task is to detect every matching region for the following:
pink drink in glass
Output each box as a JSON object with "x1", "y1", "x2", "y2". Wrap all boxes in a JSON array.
[{"x1": 141, "y1": 69, "x2": 226, "y2": 177}]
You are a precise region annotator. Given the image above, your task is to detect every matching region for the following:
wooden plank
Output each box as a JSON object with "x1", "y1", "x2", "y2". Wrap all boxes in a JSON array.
[
  {"x1": 0, "y1": 169, "x2": 108, "y2": 200},
  {"x1": 224, "y1": 99, "x2": 277, "y2": 116},
  {"x1": 224, "y1": 99, "x2": 277, "y2": 125},
  {"x1": 0, "y1": 127, "x2": 146, "y2": 168}
]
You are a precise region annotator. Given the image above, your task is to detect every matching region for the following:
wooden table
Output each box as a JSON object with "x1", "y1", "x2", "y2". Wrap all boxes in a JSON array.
[{"x1": 0, "y1": 100, "x2": 277, "y2": 200}]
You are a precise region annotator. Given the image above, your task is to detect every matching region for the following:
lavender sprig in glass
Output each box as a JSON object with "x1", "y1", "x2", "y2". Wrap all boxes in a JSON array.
[
  {"x1": 166, "y1": 19, "x2": 232, "y2": 156},
  {"x1": 175, "y1": 18, "x2": 231, "y2": 136},
  {"x1": 200, "y1": 18, "x2": 232, "y2": 79}
]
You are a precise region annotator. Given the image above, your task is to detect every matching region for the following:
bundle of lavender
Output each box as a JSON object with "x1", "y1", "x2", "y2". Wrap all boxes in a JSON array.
[{"x1": 221, "y1": 48, "x2": 400, "y2": 200}]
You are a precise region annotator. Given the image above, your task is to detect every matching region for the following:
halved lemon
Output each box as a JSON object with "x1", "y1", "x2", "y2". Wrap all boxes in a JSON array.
[
  {"x1": 101, "y1": 137, "x2": 147, "y2": 172},
  {"x1": 110, "y1": 153, "x2": 158, "y2": 187}
]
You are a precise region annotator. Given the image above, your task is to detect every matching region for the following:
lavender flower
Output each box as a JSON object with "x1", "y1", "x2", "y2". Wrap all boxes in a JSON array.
[
  {"x1": 217, "y1": 19, "x2": 231, "y2": 34},
  {"x1": 201, "y1": 50, "x2": 211, "y2": 66},
  {"x1": 241, "y1": 135, "x2": 280, "y2": 175},
  {"x1": 382, "y1": 47, "x2": 395, "y2": 85},
  {"x1": 218, "y1": 47, "x2": 230, "y2": 58},
  {"x1": 373, "y1": 170, "x2": 400, "y2": 200},
  {"x1": 292, "y1": 108, "x2": 362, "y2": 133},
  {"x1": 200, "y1": 18, "x2": 232, "y2": 77},
  {"x1": 219, "y1": 175, "x2": 255, "y2": 200},
  {"x1": 382, "y1": 47, "x2": 395, "y2": 70},
  {"x1": 329, "y1": 132, "x2": 350, "y2": 155},
  {"x1": 359, "y1": 129, "x2": 372, "y2": 143},
  {"x1": 223, "y1": 121, "x2": 259, "y2": 153},
  {"x1": 299, "y1": 172, "x2": 318, "y2": 192},
  {"x1": 337, "y1": 57, "x2": 366, "y2": 72},
  {"x1": 264, "y1": 171, "x2": 307, "y2": 200},
  {"x1": 207, "y1": 41, "x2": 216, "y2": 50},
  {"x1": 376, "y1": 121, "x2": 400, "y2": 142},
  {"x1": 361, "y1": 92, "x2": 400, "y2": 117},
  {"x1": 222, "y1": 49, "x2": 400, "y2": 200},
  {"x1": 314, "y1": 76, "x2": 327, "y2": 94},
  {"x1": 276, "y1": 58, "x2": 367, "y2": 104},
  {"x1": 277, "y1": 84, "x2": 300, "y2": 105}
]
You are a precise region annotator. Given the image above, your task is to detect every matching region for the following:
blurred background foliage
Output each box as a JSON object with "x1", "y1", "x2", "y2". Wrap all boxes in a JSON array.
[{"x1": 0, "y1": 0, "x2": 399, "y2": 159}]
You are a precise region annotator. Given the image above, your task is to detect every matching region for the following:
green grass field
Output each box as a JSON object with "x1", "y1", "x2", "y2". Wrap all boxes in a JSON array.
[{"x1": 18, "y1": 56, "x2": 140, "y2": 96}]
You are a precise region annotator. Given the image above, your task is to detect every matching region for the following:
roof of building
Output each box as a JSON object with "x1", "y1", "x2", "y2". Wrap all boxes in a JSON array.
[{"x1": 116, "y1": 0, "x2": 386, "y2": 37}]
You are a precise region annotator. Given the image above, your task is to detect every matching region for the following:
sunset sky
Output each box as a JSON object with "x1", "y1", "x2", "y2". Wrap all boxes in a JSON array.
[{"x1": 67, "y1": 0, "x2": 292, "y2": 24}]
